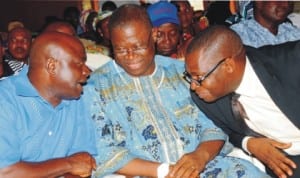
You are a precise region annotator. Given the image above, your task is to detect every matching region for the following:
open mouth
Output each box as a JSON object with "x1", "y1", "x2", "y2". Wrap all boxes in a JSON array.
[{"x1": 77, "y1": 80, "x2": 87, "y2": 87}]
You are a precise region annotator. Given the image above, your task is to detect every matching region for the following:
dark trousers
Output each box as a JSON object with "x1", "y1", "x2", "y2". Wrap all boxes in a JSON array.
[{"x1": 266, "y1": 154, "x2": 300, "y2": 178}]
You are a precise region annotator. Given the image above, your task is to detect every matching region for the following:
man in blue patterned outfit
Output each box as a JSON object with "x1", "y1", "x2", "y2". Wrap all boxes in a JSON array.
[
  {"x1": 89, "y1": 4, "x2": 269, "y2": 178},
  {"x1": 231, "y1": 1, "x2": 300, "y2": 48}
]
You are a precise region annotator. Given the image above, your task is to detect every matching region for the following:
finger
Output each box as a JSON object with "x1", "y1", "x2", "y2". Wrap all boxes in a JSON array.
[
  {"x1": 189, "y1": 166, "x2": 200, "y2": 178},
  {"x1": 170, "y1": 161, "x2": 185, "y2": 176},
  {"x1": 278, "y1": 161, "x2": 294, "y2": 177},
  {"x1": 270, "y1": 140, "x2": 292, "y2": 149},
  {"x1": 79, "y1": 173, "x2": 90, "y2": 178},
  {"x1": 268, "y1": 159, "x2": 289, "y2": 178},
  {"x1": 270, "y1": 149, "x2": 297, "y2": 170},
  {"x1": 182, "y1": 166, "x2": 197, "y2": 178},
  {"x1": 173, "y1": 165, "x2": 189, "y2": 178},
  {"x1": 92, "y1": 158, "x2": 97, "y2": 170}
]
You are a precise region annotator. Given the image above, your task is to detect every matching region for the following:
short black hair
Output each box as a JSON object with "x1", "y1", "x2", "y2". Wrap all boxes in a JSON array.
[
  {"x1": 186, "y1": 25, "x2": 242, "y2": 57},
  {"x1": 63, "y1": 6, "x2": 80, "y2": 19},
  {"x1": 108, "y1": 4, "x2": 152, "y2": 34},
  {"x1": 102, "y1": 1, "x2": 117, "y2": 11}
]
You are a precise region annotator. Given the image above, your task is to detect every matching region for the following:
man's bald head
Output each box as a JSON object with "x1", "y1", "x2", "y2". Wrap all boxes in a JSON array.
[
  {"x1": 28, "y1": 32, "x2": 89, "y2": 106},
  {"x1": 185, "y1": 25, "x2": 246, "y2": 102},
  {"x1": 29, "y1": 31, "x2": 84, "y2": 68},
  {"x1": 186, "y1": 25, "x2": 243, "y2": 64},
  {"x1": 43, "y1": 21, "x2": 76, "y2": 36}
]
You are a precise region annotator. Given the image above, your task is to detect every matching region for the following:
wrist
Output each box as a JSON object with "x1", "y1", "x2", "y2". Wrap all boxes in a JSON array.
[{"x1": 157, "y1": 163, "x2": 169, "y2": 178}]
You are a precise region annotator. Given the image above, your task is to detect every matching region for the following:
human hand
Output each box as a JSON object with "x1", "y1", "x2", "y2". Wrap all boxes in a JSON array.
[
  {"x1": 67, "y1": 152, "x2": 96, "y2": 177},
  {"x1": 63, "y1": 173, "x2": 83, "y2": 178},
  {"x1": 167, "y1": 151, "x2": 206, "y2": 178},
  {"x1": 247, "y1": 137, "x2": 296, "y2": 178}
]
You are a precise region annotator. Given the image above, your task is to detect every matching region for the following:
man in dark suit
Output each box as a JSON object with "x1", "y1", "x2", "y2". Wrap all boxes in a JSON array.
[{"x1": 184, "y1": 25, "x2": 300, "y2": 178}]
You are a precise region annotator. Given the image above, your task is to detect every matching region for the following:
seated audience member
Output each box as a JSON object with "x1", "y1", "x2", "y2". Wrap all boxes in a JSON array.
[
  {"x1": 0, "y1": 36, "x2": 4, "y2": 77},
  {"x1": 89, "y1": 4, "x2": 269, "y2": 178},
  {"x1": 231, "y1": 1, "x2": 300, "y2": 47},
  {"x1": 147, "y1": 1, "x2": 182, "y2": 60},
  {"x1": 7, "y1": 20, "x2": 24, "y2": 32},
  {"x1": 204, "y1": 1, "x2": 232, "y2": 26},
  {"x1": 171, "y1": 0, "x2": 195, "y2": 42},
  {"x1": 185, "y1": 25, "x2": 300, "y2": 178},
  {"x1": 101, "y1": 0, "x2": 117, "y2": 11},
  {"x1": 79, "y1": 10, "x2": 100, "y2": 43},
  {"x1": 0, "y1": 32, "x2": 96, "y2": 177},
  {"x1": 43, "y1": 21, "x2": 76, "y2": 36},
  {"x1": 2, "y1": 27, "x2": 31, "y2": 78},
  {"x1": 95, "y1": 10, "x2": 114, "y2": 57},
  {"x1": 63, "y1": 6, "x2": 83, "y2": 35},
  {"x1": 225, "y1": 0, "x2": 253, "y2": 26}
]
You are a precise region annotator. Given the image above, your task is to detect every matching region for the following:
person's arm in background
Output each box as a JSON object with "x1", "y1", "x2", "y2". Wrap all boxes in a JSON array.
[{"x1": 0, "y1": 152, "x2": 96, "y2": 178}]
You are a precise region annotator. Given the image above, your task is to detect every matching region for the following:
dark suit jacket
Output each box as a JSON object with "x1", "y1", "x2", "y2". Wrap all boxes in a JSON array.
[{"x1": 191, "y1": 40, "x2": 300, "y2": 149}]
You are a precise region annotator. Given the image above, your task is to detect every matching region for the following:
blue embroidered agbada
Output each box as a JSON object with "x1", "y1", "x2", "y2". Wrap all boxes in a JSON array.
[{"x1": 89, "y1": 55, "x2": 269, "y2": 178}]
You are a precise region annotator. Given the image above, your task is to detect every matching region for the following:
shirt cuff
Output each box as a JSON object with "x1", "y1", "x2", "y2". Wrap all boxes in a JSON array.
[{"x1": 242, "y1": 136, "x2": 253, "y2": 155}]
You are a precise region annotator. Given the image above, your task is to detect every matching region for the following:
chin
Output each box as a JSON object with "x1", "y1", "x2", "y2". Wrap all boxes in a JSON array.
[{"x1": 198, "y1": 93, "x2": 218, "y2": 103}]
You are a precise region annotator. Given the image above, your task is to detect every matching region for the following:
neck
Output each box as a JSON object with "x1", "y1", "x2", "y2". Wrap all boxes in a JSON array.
[
  {"x1": 255, "y1": 16, "x2": 280, "y2": 35},
  {"x1": 27, "y1": 71, "x2": 61, "y2": 107}
]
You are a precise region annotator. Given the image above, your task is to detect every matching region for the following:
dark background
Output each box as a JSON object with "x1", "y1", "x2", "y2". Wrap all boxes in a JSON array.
[{"x1": 0, "y1": 0, "x2": 79, "y2": 32}]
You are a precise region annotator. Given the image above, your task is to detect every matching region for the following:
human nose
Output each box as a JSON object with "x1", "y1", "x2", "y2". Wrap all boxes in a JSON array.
[
  {"x1": 83, "y1": 64, "x2": 91, "y2": 77},
  {"x1": 125, "y1": 49, "x2": 135, "y2": 60},
  {"x1": 163, "y1": 35, "x2": 171, "y2": 44},
  {"x1": 190, "y1": 81, "x2": 198, "y2": 91}
]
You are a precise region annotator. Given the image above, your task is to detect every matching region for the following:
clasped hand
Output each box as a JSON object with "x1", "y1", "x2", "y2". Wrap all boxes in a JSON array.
[
  {"x1": 67, "y1": 152, "x2": 96, "y2": 177},
  {"x1": 248, "y1": 137, "x2": 296, "y2": 178},
  {"x1": 166, "y1": 151, "x2": 206, "y2": 178}
]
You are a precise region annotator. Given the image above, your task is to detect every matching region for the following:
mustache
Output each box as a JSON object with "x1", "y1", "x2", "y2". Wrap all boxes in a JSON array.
[{"x1": 14, "y1": 47, "x2": 27, "y2": 53}]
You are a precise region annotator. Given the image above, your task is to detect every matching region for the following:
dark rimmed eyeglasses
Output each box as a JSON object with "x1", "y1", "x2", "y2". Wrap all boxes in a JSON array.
[
  {"x1": 183, "y1": 58, "x2": 227, "y2": 86},
  {"x1": 113, "y1": 33, "x2": 152, "y2": 57}
]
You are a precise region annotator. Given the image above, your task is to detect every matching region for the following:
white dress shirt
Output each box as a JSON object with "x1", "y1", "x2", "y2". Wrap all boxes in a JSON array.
[{"x1": 236, "y1": 57, "x2": 300, "y2": 155}]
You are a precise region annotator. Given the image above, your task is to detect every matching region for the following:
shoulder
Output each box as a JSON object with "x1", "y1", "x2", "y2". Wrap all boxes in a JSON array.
[
  {"x1": 154, "y1": 55, "x2": 184, "y2": 69},
  {"x1": 91, "y1": 60, "x2": 115, "y2": 77},
  {"x1": 230, "y1": 19, "x2": 255, "y2": 31},
  {"x1": 257, "y1": 40, "x2": 300, "y2": 55}
]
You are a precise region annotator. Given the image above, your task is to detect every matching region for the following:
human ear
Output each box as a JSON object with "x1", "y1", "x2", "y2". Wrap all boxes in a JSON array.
[
  {"x1": 224, "y1": 58, "x2": 235, "y2": 73},
  {"x1": 46, "y1": 57, "x2": 58, "y2": 75}
]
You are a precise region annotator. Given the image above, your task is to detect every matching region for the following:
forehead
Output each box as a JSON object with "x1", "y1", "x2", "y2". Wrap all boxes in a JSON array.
[
  {"x1": 111, "y1": 22, "x2": 150, "y2": 43},
  {"x1": 9, "y1": 29, "x2": 31, "y2": 39},
  {"x1": 158, "y1": 23, "x2": 179, "y2": 30},
  {"x1": 61, "y1": 45, "x2": 86, "y2": 63},
  {"x1": 176, "y1": 2, "x2": 191, "y2": 9},
  {"x1": 186, "y1": 47, "x2": 221, "y2": 73}
]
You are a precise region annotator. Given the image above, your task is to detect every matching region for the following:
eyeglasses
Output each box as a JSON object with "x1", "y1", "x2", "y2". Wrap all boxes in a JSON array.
[
  {"x1": 183, "y1": 58, "x2": 227, "y2": 86},
  {"x1": 113, "y1": 33, "x2": 152, "y2": 57}
]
